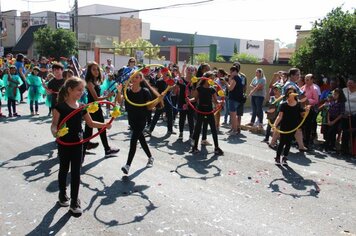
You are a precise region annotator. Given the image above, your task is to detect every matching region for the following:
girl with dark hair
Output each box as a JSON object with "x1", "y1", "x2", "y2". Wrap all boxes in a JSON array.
[
  {"x1": 190, "y1": 78, "x2": 224, "y2": 155},
  {"x1": 3, "y1": 66, "x2": 23, "y2": 117},
  {"x1": 116, "y1": 72, "x2": 164, "y2": 174},
  {"x1": 26, "y1": 66, "x2": 45, "y2": 115},
  {"x1": 324, "y1": 88, "x2": 346, "y2": 152},
  {"x1": 51, "y1": 77, "x2": 112, "y2": 215},
  {"x1": 273, "y1": 87, "x2": 309, "y2": 165},
  {"x1": 82, "y1": 62, "x2": 119, "y2": 157}
]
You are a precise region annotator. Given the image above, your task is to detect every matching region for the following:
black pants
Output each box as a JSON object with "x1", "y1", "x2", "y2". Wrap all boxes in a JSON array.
[
  {"x1": 150, "y1": 100, "x2": 173, "y2": 132},
  {"x1": 19, "y1": 83, "x2": 26, "y2": 102},
  {"x1": 303, "y1": 109, "x2": 316, "y2": 147},
  {"x1": 276, "y1": 132, "x2": 295, "y2": 158},
  {"x1": 7, "y1": 98, "x2": 16, "y2": 115},
  {"x1": 341, "y1": 115, "x2": 356, "y2": 154},
  {"x1": 83, "y1": 107, "x2": 110, "y2": 152},
  {"x1": 265, "y1": 123, "x2": 272, "y2": 141},
  {"x1": 127, "y1": 119, "x2": 151, "y2": 166},
  {"x1": 30, "y1": 101, "x2": 39, "y2": 113},
  {"x1": 202, "y1": 120, "x2": 208, "y2": 140},
  {"x1": 325, "y1": 120, "x2": 340, "y2": 150},
  {"x1": 58, "y1": 144, "x2": 82, "y2": 202},
  {"x1": 179, "y1": 107, "x2": 195, "y2": 137},
  {"x1": 193, "y1": 113, "x2": 219, "y2": 149}
]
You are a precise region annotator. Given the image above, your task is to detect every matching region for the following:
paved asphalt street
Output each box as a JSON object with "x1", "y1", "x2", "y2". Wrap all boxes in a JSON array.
[{"x1": 0, "y1": 102, "x2": 356, "y2": 236}]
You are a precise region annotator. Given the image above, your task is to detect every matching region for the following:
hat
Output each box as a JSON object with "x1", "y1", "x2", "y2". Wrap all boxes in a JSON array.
[
  {"x1": 9, "y1": 65, "x2": 17, "y2": 69},
  {"x1": 33, "y1": 66, "x2": 40, "y2": 72}
]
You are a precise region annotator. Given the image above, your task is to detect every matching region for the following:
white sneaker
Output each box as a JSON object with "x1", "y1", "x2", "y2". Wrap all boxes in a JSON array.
[
  {"x1": 121, "y1": 165, "x2": 130, "y2": 174},
  {"x1": 69, "y1": 199, "x2": 82, "y2": 214},
  {"x1": 146, "y1": 157, "x2": 154, "y2": 168},
  {"x1": 189, "y1": 137, "x2": 195, "y2": 146}
]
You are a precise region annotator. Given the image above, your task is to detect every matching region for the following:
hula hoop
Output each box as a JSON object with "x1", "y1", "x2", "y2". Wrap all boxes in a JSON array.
[
  {"x1": 123, "y1": 64, "x2": 171, "y2": 107},
  {"x1": 164, "y1": 91, "x2": 184, "y2": 112},
  {"x1": 185, "y1": 77, "x2": 225, "y2": 115},
  {"x1": 268, "y1": 109, "x2": 309, "y2": 134},
  {"x1": 56, "y1": 101, "x2": 115, "y2": 146}
]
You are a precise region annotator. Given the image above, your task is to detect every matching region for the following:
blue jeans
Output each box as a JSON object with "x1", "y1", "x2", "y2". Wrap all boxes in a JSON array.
[{"x1": 251, "y1": 96, "x2": 264, "y2": 124}]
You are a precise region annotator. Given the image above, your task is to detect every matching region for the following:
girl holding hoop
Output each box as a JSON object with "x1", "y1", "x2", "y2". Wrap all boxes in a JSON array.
[
  {"x1": 190, "y1": 78, "x2": 224, "y2": 155},
  {"x1": 51, "y1": 77, "x2": 112, "y2": 215},
  {"x1": 82, "y1": 62, "x2": 119, "y2": 157},
  {"x1": 273, "y1": 87, "x2": 310, "y2": 165},
  {"x1": 117, "y1": 72, "x2": 164, "y2": 174}
]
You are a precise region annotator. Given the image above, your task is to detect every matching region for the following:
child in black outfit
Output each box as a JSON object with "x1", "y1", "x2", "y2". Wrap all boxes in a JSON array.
[
  {"x1": 51, "y1": 77, "x2": 112, "y2": 215},
  {"x1": 116, "y1": 72, "x2": 164, "y2": 174},
  {"x1": 190, "y1": 78, "x2": 224, "y2": 155},
  {"x1": 273, "y1": 87, "x2": 310, "y2": 165}
]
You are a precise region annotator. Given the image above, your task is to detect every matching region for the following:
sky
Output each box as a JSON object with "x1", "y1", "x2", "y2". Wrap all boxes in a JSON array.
[{"x1": 1, "y1": 0, "x2": 355, "y2": 45}]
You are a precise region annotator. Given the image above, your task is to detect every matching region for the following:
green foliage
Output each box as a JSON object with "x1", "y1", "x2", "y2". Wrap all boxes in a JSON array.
[
  {"x1": 229, "y1": 53, "x2": 259, "y2": 64},
  {"x1": 290, "y1": 7, "x2": 356, "y2": 77},
  {"x1": 34, "y1": 26, "x2": 77, "y2": 60},
  {"x1": 194, "y1": 53, "x2": 209, "y2": 64},
  {"x1": 216, "y1": 54, "x2": 226, "y2": 62},
  {"x1": 113, "y1": 38, "x2": 164, "y2": 60}
]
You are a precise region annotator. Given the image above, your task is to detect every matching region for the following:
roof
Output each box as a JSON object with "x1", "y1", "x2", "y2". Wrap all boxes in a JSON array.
[{"x1": 12, "y1": 24, "x2": 46, "y2": 53}]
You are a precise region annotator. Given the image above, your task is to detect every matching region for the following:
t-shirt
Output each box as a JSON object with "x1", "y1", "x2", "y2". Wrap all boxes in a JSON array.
[
  {"x1": 87, "y1": 83, "x2": 101, "y2": 103},
  {"x1": 250, "y1": 77, "x2": 266, "y2": 97},
  {"x1": 178, "y1": 77, "x2": 195, "y2": 107},
  {"x1": 125, "y1": 87, "x2": 152, "y2": 122},
  {"x1": 279, "y1": 102, "x2": 305, "y2": 132},
  {"x1": 197, "y1": 86, "x2": 216, "y2": 111},
  {"x1": 55, "y1": 102, "x2": 87, "y2": 144},
  {"x1": 343, "y1": 87, "x2": 356, "y2": 115},
  {"x1": 47, "y1": 78, "x2": 65, "y2": 107}
]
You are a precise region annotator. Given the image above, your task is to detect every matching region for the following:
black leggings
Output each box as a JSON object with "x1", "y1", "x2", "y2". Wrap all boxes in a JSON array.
[
  {"x1": 30, "y1": 101, "x2": 39, "y2": 113},
  {"x1": 7, "y1": 98, "x2": 16, "y2": 115},
  {"x1": 179, "y1": 107, "x2": 195, "y2": 137},
  {"x1": 193, "y1": 113, "x2": 219, "y2": 149},
  {"x1": 83, "y1": 108, "x2": 110, "y2": 152},
  {"x1": 150, "y1": 100, "x2": 173, "y2": 132},
  {"x1": 58, "y1": 145, "x2": 82, "y2": 202},
  {"x1": 276, "y1": 132, "x2": 295, "y2": 158},
  {"x1": 126, "y1": 119, "x2": 152, "y2": 166}
]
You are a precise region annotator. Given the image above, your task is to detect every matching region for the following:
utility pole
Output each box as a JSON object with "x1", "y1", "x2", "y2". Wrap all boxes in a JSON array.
[{"x1": 74, "y1": 0, "x2": 79, "y2": 55}]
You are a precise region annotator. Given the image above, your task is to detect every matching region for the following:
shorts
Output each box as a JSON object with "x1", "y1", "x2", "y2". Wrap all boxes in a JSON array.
[{"x1": 229, "y1": 99, "x2": 244, "y2": 116}]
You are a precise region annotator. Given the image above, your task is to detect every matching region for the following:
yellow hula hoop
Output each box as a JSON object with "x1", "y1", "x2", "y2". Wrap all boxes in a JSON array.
[
  {"x1": 123, "y1": 64, "x2": 171, "y2": 107},
  {"x1": 268, "y1": 109, "x2": 310, "y2": 134}
]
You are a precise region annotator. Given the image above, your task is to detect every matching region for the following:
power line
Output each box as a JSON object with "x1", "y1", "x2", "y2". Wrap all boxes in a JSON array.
[{"x1": 76, "y1": 0, "x2": 215, "y2": 17}]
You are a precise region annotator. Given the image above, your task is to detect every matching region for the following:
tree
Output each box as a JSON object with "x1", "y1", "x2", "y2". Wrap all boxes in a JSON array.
[
  {"x1": 290, "y1": 7, "x2": 356, "y2": 77},
  {"x1": 34, "y1": 26, "x2": 77, "y2": 60},
  {"x1": 229, "y1": 53, "x2": 259, "y2": 64},
  {"x1": 113, "y1": 38, "x2": 163, "y2": 60}
]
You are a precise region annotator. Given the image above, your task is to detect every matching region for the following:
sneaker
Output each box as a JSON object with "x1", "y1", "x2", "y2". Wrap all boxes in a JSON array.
[
  {"x1": 144, "y1": 130, "x2": 152, "y2": 137},
  {"x1": 274, "y1": 157, "x2": 281, "y2": 165},
  {"x1": 121, "y1": 164, "x2": 130, "y2": 174},
  {"x1": 8, "y1": 114, "x2": 13, "y2": 117},
  {"x1": 261, "y1": 138, "x2": 269, "y2": 143},
  {"x1": 282, "y1": 157, "x2": 288, "y2": 166},
  {"x1": 178, "y1": 132, "x2": 183, "y2": 140},
  {"x1": 35, "y1": 112, "x2": 40, "y2": 116},
  {"x1": 13, "y1": 113, "x2": 21, "y2": 117},
  {"x1": 58, "y1": 192, "x2": 70, "y2": 207},
  {"x1": 269, "y1": 144, "x2": 278, "y2": 150},
  {"x1": 105, "y1": 148, "x2": 120, "y2": 156},
  {"x1": 146, "y1": 157, "x2": 154, "y2": 168},
  {"x1": 214, "y1": 147, "x2": 224, "y2": 155},
  {"x1": 86, "y1": 142, "x2": 99, "y2": 150},
  {"x1": 69, "y1": 199, "x2": 82, "y2": 214},
  {"x1": 31, "y1": 112, "x2": 35, "y2": 116},
  {"x1": 201, "y1": 140, "x2": 212, "y2": 146}
]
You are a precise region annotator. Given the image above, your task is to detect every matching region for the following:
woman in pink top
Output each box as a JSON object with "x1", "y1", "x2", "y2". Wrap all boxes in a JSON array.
[{"x1": 301, "y1": 74, "x2": 319, "y2": 148}]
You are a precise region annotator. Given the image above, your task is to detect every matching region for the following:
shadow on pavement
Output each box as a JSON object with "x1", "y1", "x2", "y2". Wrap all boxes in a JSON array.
[
  {"x1": 25, "y1": 203, "x2": 71, "y2": 236},
  {"x1": 269, "y1": 165, "x2": 320, "y2": 198}
]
